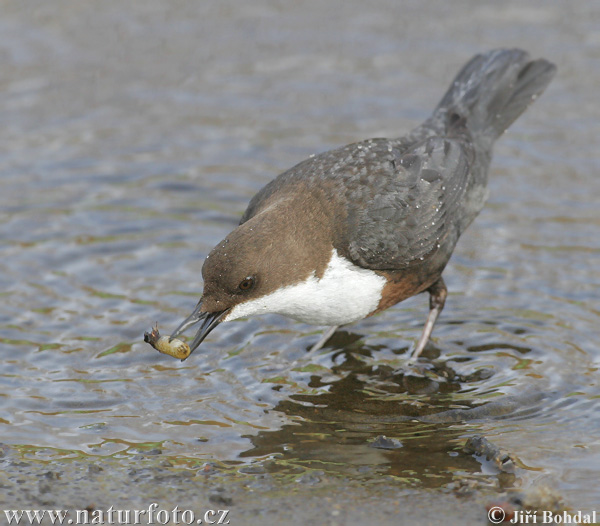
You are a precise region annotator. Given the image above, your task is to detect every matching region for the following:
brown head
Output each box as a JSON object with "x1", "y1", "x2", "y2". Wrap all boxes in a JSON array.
[{"x1": 170, "y1": 194, "x2": 336, "y2": 356}]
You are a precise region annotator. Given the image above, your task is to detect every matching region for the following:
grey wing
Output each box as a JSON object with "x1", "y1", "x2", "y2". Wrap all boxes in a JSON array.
[{"x1": 346, "y1": 136, "x2": 475, "y2": 270}]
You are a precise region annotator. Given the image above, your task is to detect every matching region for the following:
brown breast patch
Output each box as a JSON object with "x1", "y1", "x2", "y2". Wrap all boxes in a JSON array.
[{"x1": 371, "y1": 268, "x2": 440, "y2": 315}]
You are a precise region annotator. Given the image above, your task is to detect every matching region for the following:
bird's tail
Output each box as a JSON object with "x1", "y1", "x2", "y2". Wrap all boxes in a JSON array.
[{"x1": 433, "y1": 49, "x2": 556, "y2": 144}]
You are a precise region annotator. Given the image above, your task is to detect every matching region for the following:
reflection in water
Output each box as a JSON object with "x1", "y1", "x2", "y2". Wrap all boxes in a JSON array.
[{"x1": 240, "y1": 331, "x2": 516, "y2": 489}]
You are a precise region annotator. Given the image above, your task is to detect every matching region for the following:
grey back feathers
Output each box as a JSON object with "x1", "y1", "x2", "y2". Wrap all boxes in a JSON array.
[
  {"x1": 345, "y1": 136, "x2": 473, "y2": 269},
  {"x1": 241, "y1": 49, "x2": 556, "y2": 272}
]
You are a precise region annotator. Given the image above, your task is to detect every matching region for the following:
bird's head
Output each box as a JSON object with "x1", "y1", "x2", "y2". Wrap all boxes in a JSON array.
[{"x1": 170, "y1": 197, "x2": 334, "y2": 357}]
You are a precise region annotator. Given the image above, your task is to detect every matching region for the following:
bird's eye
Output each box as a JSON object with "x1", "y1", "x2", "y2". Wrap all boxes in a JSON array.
[{"x1": 238, "y1": 276, "x2": 255, "y2": 291}]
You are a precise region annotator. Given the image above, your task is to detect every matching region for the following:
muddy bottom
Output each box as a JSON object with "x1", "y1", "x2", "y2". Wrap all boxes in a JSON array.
[{"x1": 0, "y1": 432, "x2": 565, "y2": 526}]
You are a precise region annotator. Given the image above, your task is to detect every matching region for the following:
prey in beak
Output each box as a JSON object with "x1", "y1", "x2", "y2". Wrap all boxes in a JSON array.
[
  {"x1": 170, "y1": 301, "x2": 228, "y2": 357},
  {"x1": 144, "y1": 301, "x2": 227, "y2": 361}
]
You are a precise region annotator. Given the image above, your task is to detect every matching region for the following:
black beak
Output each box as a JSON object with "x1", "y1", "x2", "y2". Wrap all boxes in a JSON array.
[{"x1": 170, "y1": 301, "x2": 227, "y2": 356}]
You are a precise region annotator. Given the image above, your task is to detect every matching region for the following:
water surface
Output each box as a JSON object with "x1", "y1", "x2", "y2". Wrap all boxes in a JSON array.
[{"x1": 1, "y1": 0, "x2": 599, "y2": 515}]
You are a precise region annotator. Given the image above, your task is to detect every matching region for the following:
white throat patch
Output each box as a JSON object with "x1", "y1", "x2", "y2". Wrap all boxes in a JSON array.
[{"x1": 223, "y1": 249, "x2": 386, "y2": 326}]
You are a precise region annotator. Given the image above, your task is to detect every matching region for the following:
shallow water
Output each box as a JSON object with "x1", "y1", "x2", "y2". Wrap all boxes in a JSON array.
[{"x1": 1, "y1": 0, "x2": 599, "y2": 515}]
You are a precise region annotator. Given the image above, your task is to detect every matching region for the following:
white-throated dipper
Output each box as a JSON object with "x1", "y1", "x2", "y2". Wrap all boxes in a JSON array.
[{"x1": 159, "y1": 49, "x2": 556, "y2": 361}]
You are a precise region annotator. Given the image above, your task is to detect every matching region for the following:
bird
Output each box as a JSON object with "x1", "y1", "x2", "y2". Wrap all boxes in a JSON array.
[{"x1": 167, "y1": 49, "x2": 556, "y2": 361}]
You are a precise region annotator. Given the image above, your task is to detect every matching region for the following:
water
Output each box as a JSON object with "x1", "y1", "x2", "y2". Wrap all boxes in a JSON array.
[{"x1": 1, "y1": 0, "x2": 599, "y2": 514}]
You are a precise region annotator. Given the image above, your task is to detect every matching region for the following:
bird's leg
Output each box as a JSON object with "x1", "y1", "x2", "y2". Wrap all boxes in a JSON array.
[
  {"x1": 287, "y1": 325, "x2": 339, "y2": 372},
  {"x1": 411, "y1": 277, "x2": 447, "y2": 360},
  {"x1": 308, "y1": 325, "x2": 339, "y2": 354}
]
